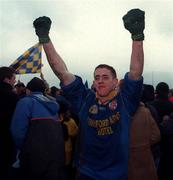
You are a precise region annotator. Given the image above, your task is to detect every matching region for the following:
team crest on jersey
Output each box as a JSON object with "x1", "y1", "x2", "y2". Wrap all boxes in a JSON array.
[
  {"x1": 89, "y1": 104, "x2": 98, "y2": 114},
  {"x1": 108, "y1": 100, "x2": 117, "y2": 110}
]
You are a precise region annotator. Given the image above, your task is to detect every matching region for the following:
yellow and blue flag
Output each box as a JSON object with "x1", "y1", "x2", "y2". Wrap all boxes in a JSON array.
[{"x1": 10, "y1": 43, "x2": 42, "y2": 74}]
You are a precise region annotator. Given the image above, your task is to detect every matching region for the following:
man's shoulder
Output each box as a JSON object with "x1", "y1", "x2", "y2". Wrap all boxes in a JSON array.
[
  {"x1": 17, "y1": 95, "x2": 35, "y2": 106},
  {"x1": 0, "y1": 89, "x2": 19, "y2": 104},
  {"x1": 85, "y1": 89, "x2": 96, "y2": 101}
]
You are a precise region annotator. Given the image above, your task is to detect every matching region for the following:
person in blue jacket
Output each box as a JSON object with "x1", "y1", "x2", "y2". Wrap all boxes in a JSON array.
[
  {"x1": 33, "y1": 8, "x2": 145, "y2": 180},
  {"x1": 11, "y1": 77, "x2": 65, "y2": 180}
]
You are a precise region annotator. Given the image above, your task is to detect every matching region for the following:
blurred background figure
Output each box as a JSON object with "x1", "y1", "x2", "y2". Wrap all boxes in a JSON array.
[
  {"x1": 141, "y1": 84, "x2": 155, "y2": 104},
  {"x1": 59, "y1": 104, "x2": 78, "y2": 180},
  {"x1": 0, "y1": 66, "x2": 19, "y2": 180},
  {"x1": 168, "y1": 89, "x2": 173, "y2": 103},
  {"x1": 128, "y1": 102, "x2": 160, "y2": 180},
  {"x1": 11, "y1": 77, "x2": 65, "y2": 180},
  {"x1": 50, "y1": 86, "x2": 61, "y2": 98},
  {"x1": 14, "y1": 81, "x2": 26, "y2": 99},
  {"x1": 157, "y1": 113, "x2": 173, "y2": 180},
  {"x1": 151, "y1": 82, "x2": 173, "y2": 124},
  {"x1": 141, "y1": 84, "x2": 160, "y2": 169}
]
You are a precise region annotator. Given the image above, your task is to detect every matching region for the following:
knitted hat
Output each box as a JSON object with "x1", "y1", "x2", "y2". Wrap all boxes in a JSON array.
[{"x1": 27, "y1": 77, "x2": 46, "y2": 93}]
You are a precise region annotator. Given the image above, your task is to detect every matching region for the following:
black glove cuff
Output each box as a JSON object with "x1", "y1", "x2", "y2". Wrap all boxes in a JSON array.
[
  {"x1": 132, "y1": 33, "x2": 144, "y2": 41},
  {"x1": 39, "y1": 36, "x2": 50, "y2": 44}
]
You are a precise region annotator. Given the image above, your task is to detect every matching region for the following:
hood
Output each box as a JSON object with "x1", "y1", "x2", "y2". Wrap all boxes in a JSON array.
[{"x1": 29, "y1": 93, "x2": 59, "y2": 115}]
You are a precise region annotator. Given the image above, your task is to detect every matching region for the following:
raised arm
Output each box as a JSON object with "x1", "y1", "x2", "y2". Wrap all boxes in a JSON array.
[
  {"x1": 123, "y1": 9, "x2": 145, "y2": 80},
  {"x1": 129, "y1": 41, "x2": 144, "y2": 80},
  {"x1": 43, "y1": 41, "x2": 75, "y2": 85},
  {"x1": 33, "y1": 16, "x2": 75, "y2": 85}
]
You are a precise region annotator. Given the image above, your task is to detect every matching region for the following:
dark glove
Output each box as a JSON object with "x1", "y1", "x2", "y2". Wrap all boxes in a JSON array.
[
  {"x1": 123, "y1": 9, "x2": 145, "y2": 41},
  {"x1": 33, "y1": 16, "x2": 52, "y2": 43}
]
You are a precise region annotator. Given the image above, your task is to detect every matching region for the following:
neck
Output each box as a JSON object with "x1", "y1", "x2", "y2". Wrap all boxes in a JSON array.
[
  {"x1": 99, "y1": 97, "x2": 110, "y2": 104},
  {"x1": 96, "y1": 90, "x2": 117, "y2": 104}
]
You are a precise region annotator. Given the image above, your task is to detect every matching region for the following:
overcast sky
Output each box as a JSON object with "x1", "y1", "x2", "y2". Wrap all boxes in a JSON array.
[{"x1": 0, "y1": 0, "x2": 173, "y2": 88}]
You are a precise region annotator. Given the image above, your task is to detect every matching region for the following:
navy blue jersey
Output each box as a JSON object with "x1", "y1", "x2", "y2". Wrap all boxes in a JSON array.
[{"x1": 61, "y1": 73, "x2": 143, "y2": 180}]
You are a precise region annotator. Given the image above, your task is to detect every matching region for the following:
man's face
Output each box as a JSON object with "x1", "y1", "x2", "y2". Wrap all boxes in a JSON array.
[
  {"x1": 15, "y1": 86, "x2": 26, "y2": 95},
  {"x1": 93, "y1": 68, "x2": 118, "y2": 97},
  {"x1": 4, "y1": 74, "x2": 16, "y2": 87}
]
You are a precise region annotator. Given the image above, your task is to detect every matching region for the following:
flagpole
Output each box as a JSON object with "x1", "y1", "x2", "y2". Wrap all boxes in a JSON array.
[{"x1": 17, "y1": 74, "x2": 21, "y2": 83}]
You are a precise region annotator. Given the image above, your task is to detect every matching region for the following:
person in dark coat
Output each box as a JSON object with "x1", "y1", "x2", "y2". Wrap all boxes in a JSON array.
[
  {"x1": 158, "y1": 113, "x2": 173, "y2": 180},
  {"x1": 141, "y1": 84, "x2": 161, "y2": 168},
  {"x1": 150, "y1": 82, "x2": 173, "y2": 178},
  {"x1": 0, "y1": 66, "x2": 19, "y2": 179},
  {"x1": 151, "y1": 82, "x2": 173, "y2": 124}
]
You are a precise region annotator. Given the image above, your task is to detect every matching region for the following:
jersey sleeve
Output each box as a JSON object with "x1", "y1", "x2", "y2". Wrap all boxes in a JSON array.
[
  {"x1": 120, "y1": 73, "x2": 143, "y2": 115},
  {"x1": 61, "y1": 76, "x2": 90, "y2": 114}
]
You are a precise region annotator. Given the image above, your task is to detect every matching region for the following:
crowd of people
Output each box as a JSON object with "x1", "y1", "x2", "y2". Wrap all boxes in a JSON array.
[{"x1": 0, "y1": 8, "x2": 173, "y2": 180}]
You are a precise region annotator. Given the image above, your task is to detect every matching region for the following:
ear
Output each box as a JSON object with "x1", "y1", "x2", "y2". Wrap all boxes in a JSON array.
[{"x1": 113, "y1": 78, "x2": 118, "y2": 88}]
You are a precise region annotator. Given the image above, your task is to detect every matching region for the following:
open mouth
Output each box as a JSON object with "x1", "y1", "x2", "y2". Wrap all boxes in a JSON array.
[{"x1": 99, "y1": 86, "x2": 106, "y2": 89}]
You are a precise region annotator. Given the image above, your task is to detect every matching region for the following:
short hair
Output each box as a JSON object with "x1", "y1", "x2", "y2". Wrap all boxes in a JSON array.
[
  {"x1": 156, "y1": 82, "x2": 169, "y2": 98},
  {"x1": 27, "y1": 77, "x2": 46, "y2": 93},
  {"x1": 0, "y1": 66, "x2": 15, "y2": 82},
  {"x1": 141, "y1": 84, "x2": 155, "y2": 103},
  {"x1": 15, "y1": 82, "x2": 25, "y2": 88},
  {"x1": 50, "y1": 86, "x2": 60, "y2": 97},
  {"x1": 94, "y1": 64, "x2": 117, "y2": 78}
]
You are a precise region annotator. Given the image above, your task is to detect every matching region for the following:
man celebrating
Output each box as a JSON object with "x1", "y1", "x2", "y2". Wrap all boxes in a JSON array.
[{"x1": 33, "y1": 8, "x2": 144, "y2": 180}]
